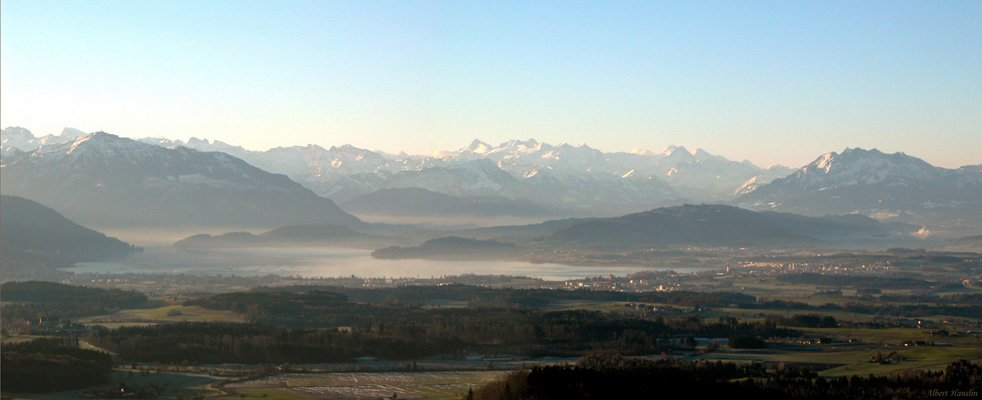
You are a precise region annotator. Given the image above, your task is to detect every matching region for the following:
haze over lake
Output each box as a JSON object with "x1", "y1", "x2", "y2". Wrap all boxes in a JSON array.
[{"x1": 64, "y1": 246, "x2": 696, "y2": 281}]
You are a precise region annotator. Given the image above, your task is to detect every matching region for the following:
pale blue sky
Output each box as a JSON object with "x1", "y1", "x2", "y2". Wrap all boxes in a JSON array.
[{"x1": 2, "y1": 1, "x2": 980, "y2": 168}]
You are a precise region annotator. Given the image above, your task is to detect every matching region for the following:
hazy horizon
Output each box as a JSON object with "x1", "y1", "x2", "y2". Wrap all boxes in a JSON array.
[
  {"x1": 4, "y1": 2, "x2": 982, "y2": 395},
  {"x1": 4, "y1": 124, "x2": 978, "y2": 170},
  {"x1": 3, "y1": 1, "x2": 981, "y2": 169}
]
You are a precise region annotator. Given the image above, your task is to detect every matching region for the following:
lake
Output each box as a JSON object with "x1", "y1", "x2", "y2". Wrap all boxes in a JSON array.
[{"x1": 65, "y1": 246, "x2": 698, "y2": 281}]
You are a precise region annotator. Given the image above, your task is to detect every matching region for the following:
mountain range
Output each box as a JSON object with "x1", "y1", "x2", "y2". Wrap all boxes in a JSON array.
[
  {"x1": 0, "y1": 127, "x2": 87, "y2": 157},
  {"x1": 0, "y1": 131, "x2": 360, "y2": 229},
  {"x1": 129, "y1": 134, "x2": 790, "y2": 209},
  {"x1": 2, "y1": 127, "x2": 979, "y2": 231},
  {"x1": 736, "y1": 148, "x2": 982, "y2": 227}
]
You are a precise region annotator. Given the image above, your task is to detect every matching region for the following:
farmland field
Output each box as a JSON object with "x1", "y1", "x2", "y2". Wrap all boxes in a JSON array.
[
  {"x1": 77, "y1": 302, "x2": 247, "y2": 328},
  {"x1": 4, "y1": 371, "x2": 221, "y2": 400},
  {"x1": 693, "y1": 344, "x2": 982, "y2": 377},
  {"x1": 228, "y1": 371, "x2": 510, "y2": 400}
]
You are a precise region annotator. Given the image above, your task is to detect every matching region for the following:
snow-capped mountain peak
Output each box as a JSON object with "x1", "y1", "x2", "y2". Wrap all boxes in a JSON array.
[
  {"x1": 1, "y1": 127, "x2": 37, "y2": 153},
  {"x1": 737, "y1": 147, "x2": 979, "y2": 225},
  {"x1": 462, "y1": 139, "x2": 493, "y2": 154},
  {"x1": 27, "y1": 132, "x2": 165, "y2": 164},
  {"x1": 799, "y1": 147, "x2": 939, "y2": 186},
  {"x1": 1, "y1": 131, "x2": 360, "y2": 228},
  {"x1": 628, "y1": 147, "x2": 655, "y2": 156},
  {"x1": 58, "y1": 127, "x2": 87, "y2": 141},
  {"x1": 4, "y1": 126, "x2": 803, "y2": 211},
  {"x1": 2, "y1": 126, "x2": 95, "y2": 156}
]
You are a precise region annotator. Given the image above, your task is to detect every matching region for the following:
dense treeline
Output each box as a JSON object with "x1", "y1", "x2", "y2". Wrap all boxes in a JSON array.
[
  {"x1": 242, "y1": 284, "x2": 755, "y2": 309},
  {"x1": 840, "y1": 303, "x2": 982, "y2": 319},
  {"x1": 765, "y1": 314, "x2": 838, "y2": 328},
  {"x1": 1, "y1": 281, "x2": 147, "y2": 325},
  {"x1": 750, "y1": 299, "x2": 982, "y2": 319},
  {"x1": 777, "y1": 273, "x2": 930, "y2": 289},
  {"x1": 0, "y1": 337, "x2": 113, "y2": 393},
  {"x1": 1, "y1": 281, "x2": 147, "y2": 304},
  {"x1": 880, "y1": 293, "x2": 982, "y2": 305},
  {"x1": 186, "y1": 291, "x2": 347, "y2": 315},
  {"x1": 467, "y1": 354, "x2": 982, "y2": 400},
  {"x1": 168, "y1": 289, "x2": 796, "y2": 362},
  {"x1": 189, "y1": 291, "x2": 528, "y2": 327},
  {"x1": 212, "y1": 286, "x2": 980, "y2": 322},
  {"x1": 90, "y1": 321, "x2": 536, "y2": 363},
  {"x1": 88, "y1": 313, "x2": 797, "y2": 364},
  {"x1": 195, "y1": 291, "x2": 793, "y2": 344}
]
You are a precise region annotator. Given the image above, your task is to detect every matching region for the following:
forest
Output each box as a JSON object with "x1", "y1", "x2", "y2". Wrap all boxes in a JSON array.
[
  {"x1": 214, "y1": 284, "x2": 755, "y2": 309},
  {"x1": 467, "y1": 353, "x2": 982, "y2": 400},
  {"x1": 0, "y1": 337, "x2": 113, "y2": 393},
  {"x1": 0, "y1": 281, "x2": 147, "y2": 330},
  {"x1": 87, "y1": 311, "x2": 798, "y2": 364}
]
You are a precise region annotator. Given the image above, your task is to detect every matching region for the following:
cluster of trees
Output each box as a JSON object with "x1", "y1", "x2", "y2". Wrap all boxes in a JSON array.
[
  {"x1": 467, "y1": 354, "x2": 982, "y2": 400},
  {"x1": 0, "y1": 337, "x2": 113, "y2": 393},
  {"x1": 777, "y1": 273, "x2": 930, "y2": 290},
  {"x1": 186, "y1": 290, "x2": 348, "y2": 320},
  {"x1": 871, "y1": 350, "x2": 905, "y2": 364},
  {"x1": 1, "y1": 281, "x2": 147, "y2": 327},
  {"x1": 764, "y1": 314, "x2": 838, "y2": 328},
  {"x1": 880, "y1": 293, "x2": 982, "y2": 305},
  {"x1": 751, "y1": 298, "x2": 982, "y2": 319},
  {"x1": 192, "y1": 285, "x2": 982, "y2": 328},
  {"x1": 237, "y1": 284, "x2": 755, "y2": 309},
  {"x1": 189, "y1": 291, "x2": 528, "y2": 327},
  {"x1": 87, "y1": 312, "x2": 798, "y2": 364},
  {"x1": 728, "y1": 335, "x2": 767, "y2": 349},
  {"x1": 153, "y1": 289, "x2": 799, "y2": 362},
  {"x1": 91, "y1": 323, "x2": 369, "y2": 364},
  {"x1": 839, "y1": 303, "x2": 982, "y2": 319}
]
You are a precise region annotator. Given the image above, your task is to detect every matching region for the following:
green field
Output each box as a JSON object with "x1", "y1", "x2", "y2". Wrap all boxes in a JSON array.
[
  {"x1": 78, "y1": 302, "x2": 247, "y2": 328},
  {"x1": 816, "y1": 346, "x2": 982, "y2": 377},
  {"x1": 1, "y1": 334, "x2": 44, "y2": 344},
  {"x1": 693, "y1": 343, "x2": 982, "y2": 378},
  {"x1": 695, "y1": 347, "x2": 870, "y2": 365}
]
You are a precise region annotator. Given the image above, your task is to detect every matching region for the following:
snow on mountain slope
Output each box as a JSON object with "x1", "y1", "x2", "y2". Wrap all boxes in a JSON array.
[
  {"x1": 6, "y1": 126, "x2": 797, "y2": 210},
  {"x1": 135, "y1": 135, "x2": 795, "y2": 207},
  {"x1": 2, "y1": 127, "x2": 89, "y2": 156},
  {"x1": 781, "y1": 148, "x2": 942, "y2": 189},
  {"x1": 1, "y1": 132, "x2": 360, "y2": 228},
  {"x1": 738, "y1": 148, "x2": 981, "y2": 225},
  {"x1": 1, "y1": 127, "x2": 38, "y2": 153}
]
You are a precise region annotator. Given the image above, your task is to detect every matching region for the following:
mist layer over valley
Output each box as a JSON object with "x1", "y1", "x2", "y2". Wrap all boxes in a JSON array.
[
  {"x1": 2, "y1": 128, "x2": 980, "y2": 400},
  {"x1": 3, "y1": 127, "x2": 977, "y2": 284},
  {"x1": 64, "y1": 246, "x2": 671, "y2": 282},
  {"x1": 5, "y1": 3, "x2": 982, "y2": 397}
]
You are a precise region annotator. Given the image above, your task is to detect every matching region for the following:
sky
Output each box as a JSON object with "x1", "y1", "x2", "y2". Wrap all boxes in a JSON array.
[{"x1": 2, "y1": 1, "x2": 980, "y2": 168}]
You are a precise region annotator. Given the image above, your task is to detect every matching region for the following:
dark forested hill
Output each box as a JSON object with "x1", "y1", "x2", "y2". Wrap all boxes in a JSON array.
[
  {"x1": 548, "y1": 204, "x2": 920, "y2": 249},
  {"x1": 0, "y1": 195, "x2": 138, "y2": 261}
]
